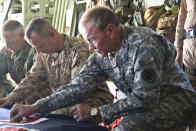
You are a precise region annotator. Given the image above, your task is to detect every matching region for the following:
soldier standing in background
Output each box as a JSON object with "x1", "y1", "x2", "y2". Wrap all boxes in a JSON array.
[
  {"x1": 174, "y1": 0, "x2": 196, "y2": 89},
  {"x1": 9, "y1": 7, "x2": 196, "y2": 130},
  {"x1": 0, "y1": 18, "x2": 114, "y2": 123},
  {"x1": 0, "y1": 20, "x2": 51, "y2": 104}
]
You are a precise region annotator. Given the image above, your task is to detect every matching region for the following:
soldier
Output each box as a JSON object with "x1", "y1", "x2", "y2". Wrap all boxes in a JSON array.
[
  {"x1": 0, "y1": 17, "x2": 113, "y2": 123},
  {"x1": 0, "y1": 20, "x2": 51, "y2": 104},
  {"x1": 174, "y1": 0, "x2": 196, "y2": 90},
  {"x1": 9, "y1": 7, "x2": 196, "y2": 130}
]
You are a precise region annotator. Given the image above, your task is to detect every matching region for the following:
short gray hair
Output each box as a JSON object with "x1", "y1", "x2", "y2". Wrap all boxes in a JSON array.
[
  {"x1": 1, "y1": 20, "x2": 24, "y2": 33},
  {"x1": 79, "y1": 6, "x2": 119, "y2": 31}
]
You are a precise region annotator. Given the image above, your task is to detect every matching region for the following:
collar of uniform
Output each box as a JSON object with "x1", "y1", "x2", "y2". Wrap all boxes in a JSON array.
[
  {"x1": 108, "y1": 51, "x2": 117, "y2": 58},
  {"x1": 114, "y1": 26, "x2": 130, "y2": 65},
  {"x1": 53, "y1": 53, "x2": 60, "y2": 61},
  {"x1": 51, "y1": 52, "x2": 63, "y2": 66},
  {"x1": 51, "y1": 34, "x2": 67, "y2": 66}
]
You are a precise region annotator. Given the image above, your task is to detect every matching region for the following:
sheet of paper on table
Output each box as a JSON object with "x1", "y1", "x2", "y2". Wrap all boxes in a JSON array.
[{"x1": 0, "y1": 108, "x2": 9, "y2": 121}]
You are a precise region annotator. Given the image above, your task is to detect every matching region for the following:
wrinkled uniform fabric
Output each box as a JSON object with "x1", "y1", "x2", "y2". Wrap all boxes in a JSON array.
[
  {"x1": 36, "y1": 26, "x2": 196, "y2": 130},
  {"x1": 0, "y1": 44, "x2": 50, "y2": 104},
  {"x1": 174, "y1": 0, "x2": 196, "y2": 69},
  {"x1": 7, "y1": 35, "x2": 113, "y2": 116}
]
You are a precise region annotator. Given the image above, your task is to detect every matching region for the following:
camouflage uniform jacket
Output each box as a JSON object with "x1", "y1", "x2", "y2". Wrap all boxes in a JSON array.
[
  {"x1": 36, "y1": 26, "x2": 193, "y2": 124},
  {"x1": 0, "y1": 44, "x2": 36, "y2": 84},
  {"x1": 7, "y1": 34, "x2": 113, "y2": 109}
]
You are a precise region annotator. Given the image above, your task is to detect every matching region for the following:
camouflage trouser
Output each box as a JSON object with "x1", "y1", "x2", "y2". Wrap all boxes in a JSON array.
[{"x1": 115, "y1": 87, "x2": 196, "y2": 131}]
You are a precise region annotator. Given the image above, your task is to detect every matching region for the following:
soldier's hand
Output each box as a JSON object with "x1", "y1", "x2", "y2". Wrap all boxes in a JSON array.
[
  {"x1": 10, "y1": 103, "x2": 39, "y2": 123},
  {"x1": 0, "y1": 97, "x2": 14, "y2": 108},
  {"x1": 70, "y1": 104, "x2": 91, "y2": 122}
]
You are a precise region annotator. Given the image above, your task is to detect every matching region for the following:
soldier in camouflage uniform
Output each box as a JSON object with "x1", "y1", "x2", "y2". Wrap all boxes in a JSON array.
[
  {"x1": 1, "y1": 18, "x2": 113, "y2": 123},
  {"x1": 9, "y1": 7, "x2": 196, "y2": 130},
  {"x1": 0, "y1": 20, "x2": 51, "y2": 104}
]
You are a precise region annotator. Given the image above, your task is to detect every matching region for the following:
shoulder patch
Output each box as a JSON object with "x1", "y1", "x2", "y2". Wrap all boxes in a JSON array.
[{"x1": 142, "y1": 68, "x2": 155, "y2": 83}]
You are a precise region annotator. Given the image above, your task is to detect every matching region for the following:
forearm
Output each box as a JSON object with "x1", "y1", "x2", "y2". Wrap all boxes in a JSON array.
[
  {"x1": 36, "y1": 83, "x2": 90, "y2": 114},
  {"x1": 174, "y1": 0, "x2": 186, "y2": 48},
  {"x1": 175, "y1": 47, "x2": 183, "y2": 66},
  {"x1": 84, "y1": 82, "x2": 114, "y2": 107},
  {"x1": 7, "y1": 74, "x2": 48, "y2": 102},
  {"x1": 176, "y1": 47, "x2": 183, "y2": 57},
  {"x1": 7, "y1": 54, "x2": 49, "y2": 102}
]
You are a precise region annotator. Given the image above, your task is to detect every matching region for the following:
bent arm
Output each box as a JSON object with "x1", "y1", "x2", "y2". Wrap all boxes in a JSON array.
[
  {"x1": 174, "y1": 0, "x2": 187, "y2": 49},
  {"x1": 36, "y1": 54, "x2": 109, "y2": 114},
  {"x1": 99, "y1": 44, "x2": 164, "y2": 124},
  {"x1": 0, "y1": 48, "x2": 9, "y2": 80},
  {"x1": 6, "y1": 54, "x2": 49, "y2": 102}
]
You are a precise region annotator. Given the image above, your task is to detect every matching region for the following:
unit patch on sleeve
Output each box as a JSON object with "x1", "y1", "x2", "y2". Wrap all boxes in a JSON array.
[{"x1": 142, "y1": 68, "x2": 156, "y2": 83}]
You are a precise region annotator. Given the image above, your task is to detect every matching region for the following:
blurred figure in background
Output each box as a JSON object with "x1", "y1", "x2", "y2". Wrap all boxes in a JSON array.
[{"x1": 174, "y1": 0, "x2": 196, "y2": 89}]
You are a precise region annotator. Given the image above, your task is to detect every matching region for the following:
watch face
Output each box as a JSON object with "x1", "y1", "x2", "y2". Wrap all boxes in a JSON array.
[{"x1": 90, "y1": 107, "x2": 98, "y2": 116}]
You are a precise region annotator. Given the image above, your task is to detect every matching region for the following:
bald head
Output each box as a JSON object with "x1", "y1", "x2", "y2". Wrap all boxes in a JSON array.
[
  {"x1": 79, "y1": 6, "x2": 120, "y2": 32},
  {"x1": 1, "y1": 20, "x2": 26, "y2": 53},
  {"x1": 25, "y1": 17, "x2": 54, "y2": 40},
  {"x1": 1, "y1": 20, "x2": 24, "y2": 34},
  {"x1": 25, "y1": 18, "x2": 64, "y2": 53}
]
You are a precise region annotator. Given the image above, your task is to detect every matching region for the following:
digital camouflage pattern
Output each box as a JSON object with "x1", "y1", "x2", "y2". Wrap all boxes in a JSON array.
[
  {"x1": 7, "y1": 34, "x2": 113, "y2": 116},
  {"x1": 35, "y1": 26, "x2": 196, "y2": 130}
]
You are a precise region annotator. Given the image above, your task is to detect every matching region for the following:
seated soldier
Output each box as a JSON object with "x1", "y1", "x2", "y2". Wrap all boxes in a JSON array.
[{"x1": 0, "y1": 20, "x2": 51, "y2": 104}]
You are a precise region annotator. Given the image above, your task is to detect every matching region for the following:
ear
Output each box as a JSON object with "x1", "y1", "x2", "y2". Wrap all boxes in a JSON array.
[
  {"x1": 19, "y1": 31, "x2": 25, "y2": 38},
  {"x1": 48, "y1": 30, "x2": 55, "y2": 37},
  {"x1": 105, "y1": 24, "x2": 116, "y2": 39}
]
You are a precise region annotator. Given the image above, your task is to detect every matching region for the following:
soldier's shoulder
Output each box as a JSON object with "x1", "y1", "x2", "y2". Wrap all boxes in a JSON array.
[
  {"x1": 67, "y1": 36, "x2": 90, "y2": 56},
  {"x1": 66, "y1": 35, "x2": 88, "y2": 49},
  {"x1": 123, "y1": 26, "x2": 158, "y2": 45},
  {"x1": 132, "y1": 26, "x2": 157, "y2": 39},
  {"x1": 85, "y1": 53, "x2": 97, "y2": 67}
]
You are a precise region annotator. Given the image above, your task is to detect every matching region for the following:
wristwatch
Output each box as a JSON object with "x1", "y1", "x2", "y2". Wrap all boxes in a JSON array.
[{"x1": 90, "y1": 107, "x2": 99, "y2": 117}]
